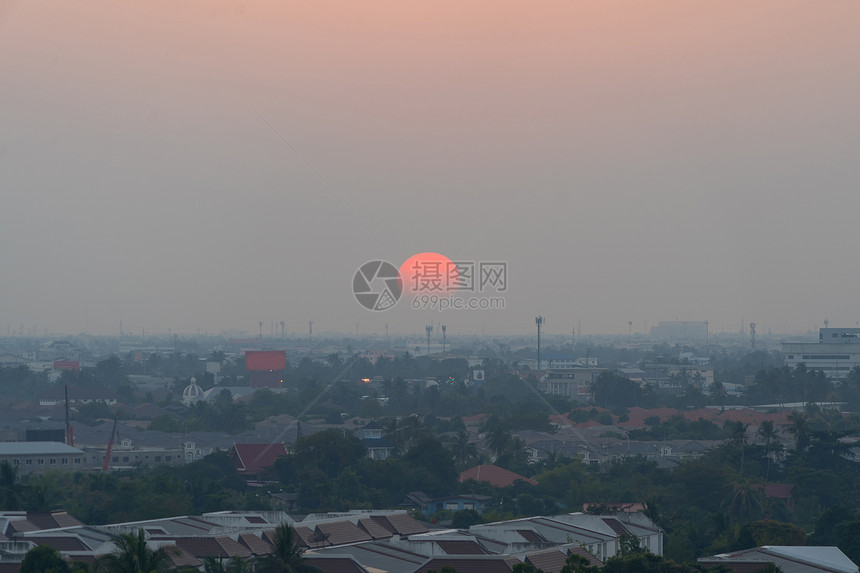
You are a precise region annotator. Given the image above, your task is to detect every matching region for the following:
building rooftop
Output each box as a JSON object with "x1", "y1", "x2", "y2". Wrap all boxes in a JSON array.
[{"x1": 0, "y1": 442, "x2": 83, "y2": 456}]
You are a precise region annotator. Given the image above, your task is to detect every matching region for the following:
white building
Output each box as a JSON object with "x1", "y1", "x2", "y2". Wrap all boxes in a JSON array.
[{"x1": 783, "y1": 328, "x2": 860, "y2": 379}]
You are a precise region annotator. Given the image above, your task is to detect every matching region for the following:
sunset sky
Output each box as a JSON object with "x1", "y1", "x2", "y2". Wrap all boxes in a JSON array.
[{"x1": 2, "y1": 1, "x2": 860, "y2": 337}]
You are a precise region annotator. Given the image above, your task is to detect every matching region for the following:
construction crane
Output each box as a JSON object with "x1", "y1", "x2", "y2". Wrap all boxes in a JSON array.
[{"x1": 101, "y1": 415, "x2": 118, "y2": 471}]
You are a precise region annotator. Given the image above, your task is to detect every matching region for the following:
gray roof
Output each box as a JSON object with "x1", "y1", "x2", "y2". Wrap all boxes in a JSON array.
[
  {"x1": 0, "y1": 442, "x2": 83, "y2": 455},
  {"x1": 699, "y1": 546, "x2": 859, "y2": 573}
]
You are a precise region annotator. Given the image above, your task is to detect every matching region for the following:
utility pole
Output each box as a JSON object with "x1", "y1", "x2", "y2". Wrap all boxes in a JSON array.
[
  {"x1": 426, "y1": 324, "x2": 433, "y2": 355},
  {"x1": 535, "y1": 316, "x2": 543, "y2": 386},
  {"x1": 441, "y1": 325, "x2": 447, "y2": 353}
]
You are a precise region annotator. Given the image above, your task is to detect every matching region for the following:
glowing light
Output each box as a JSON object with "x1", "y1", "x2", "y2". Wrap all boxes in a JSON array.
[{"x1": 398, "y1": 252, "x2": 458, "y2": 297}]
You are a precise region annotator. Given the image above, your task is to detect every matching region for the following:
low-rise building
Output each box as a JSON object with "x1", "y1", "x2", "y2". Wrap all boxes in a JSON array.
[{"x1": 0, "y1": 442, "x2": 86, "y2": 474}]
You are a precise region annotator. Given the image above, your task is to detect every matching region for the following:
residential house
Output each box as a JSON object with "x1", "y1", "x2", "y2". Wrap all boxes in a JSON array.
[{"x1": 698, "y1": 546, "x2": 858, "y2": 573}]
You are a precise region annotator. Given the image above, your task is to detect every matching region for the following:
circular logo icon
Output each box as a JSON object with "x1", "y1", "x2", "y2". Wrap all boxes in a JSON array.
[{"x1": 353, "y1": 260, "x2": 402, "y2": 311}]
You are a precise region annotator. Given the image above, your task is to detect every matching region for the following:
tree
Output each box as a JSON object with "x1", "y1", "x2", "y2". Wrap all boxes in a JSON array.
[
  {"x1": 560, "y1": 553, "x2": 600, "y2": 573},
  {"x1": 95, "y1": 529, "x2": 169, "y2": 573},
  {"x1": 256, "y1": 524, "x2": 320, "y2": 573},
  {"x1": 398, "y1": 415, "x2": 428, "y2": 452},
  {"x1": 0, "y1": 460, "x2": 24, "y2": 510},
  {"x1": 451, "y1": 509, "x2": 482, "y2": 529},
  {"x1": 591, "y1": 371, "x2": 641, "y2": 409},
  {"x1": 757, "y1": 421, "x2": 778, "y2": 481},
  {"x1": 203, "y1": 556, "x2": 250, "y2": 573},
  {"x1": 450, "y1": 430, "x2": 478, "y2": 469},
  {"x1": 722, "y1": 485, "x2": 763, "y2": 525},
  {"x1": 787, "y1": 412, "x2": 810, "y2": 451},
  {"x1": 404, "y1": 435, "x2": 458, "y2": 496},
  {"x1": 21, "y1": 545, "x2": 70, "y2": 573},
  {"x1": 482, "y1": 415, "x2": 512, "y2": 461},
  {"x1": 292, "y1": 429, "x2": 365, "y2": 479},
  {"x1": 727, "y1": 422, "x2": 748, "y2": 476},
  {"x1": 618, "y1": 534, "x2": 645, "y2": 557},
  {"x1": 381, "y1": 417, "x2": 401, "y2": 453}
]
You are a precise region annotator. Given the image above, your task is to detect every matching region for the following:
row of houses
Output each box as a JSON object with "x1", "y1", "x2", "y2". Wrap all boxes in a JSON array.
[
  {"x1": 0, "y1": 508, "x2": 662, "y2": 573},
  {"x1": 1, "y1": 508, "x2": 853, "y2": 573}
]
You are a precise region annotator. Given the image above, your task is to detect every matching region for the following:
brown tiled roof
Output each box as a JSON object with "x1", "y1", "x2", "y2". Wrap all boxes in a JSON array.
[
  {"x1": 0, "y1": 563, "x2": 21, "y2": 573},
  {"x1": 569, "y1": 546, "x2": 603, "y2": 567},
  {"x1": 316, "y1": 522, "x2": 372, "y2": 546},
  {"x1": 246, "y1": 516, "x2": 268, "y2": 524},
  {"x1": 175, "y1": 536, "x2": 252, "y2": 558},
  {"x1": 163, "y1": 544, "x2": 203, "y2": 568},
  {"x1": 525, "y1": 549, "x2": 568, "y2": 573},
  {"x1": 459, "y1": 465, "x2": 538, "y2": 488},
  {"x1": 239, "y1": 532, "x2": 273, "y2": 555},
  {"x1": 515, "y1": 530, "x2": 548, "y2": 544},
  {"x1": 291, "y1": 526, "x2": 323, "y2": 547},
  {"x1": 216, "y1": 536, "x2": 254, "y2": 558},
  {"x1": 368, "y1": 516, "x2": 398, "y2": 536},
  {"x1": 24, "y1": 536, "x2": 89, "y2": 552},
  {"x1": 436, "y1": 540, "x2": 489, "y2": 555},
  {"x1": 358, "y1": 517, "x2": 394, "y2": 540},
  {"x1": 8, "y1": 521, "x2": 39, "y2": 534},
  {"x1": 381, "y1": 513, "x2": 428, "y2": 536},
  {"x1": 305, "y1": 555, "x2": 369, "y2": 573},
  {"x1": 416, "y1": 557, "x2": 514, "y2": 573},
  {"x1": 601, "y1": 518, "x2": 632, "y2": 537},
  {"x1": 176, "y1": 538, "x2": 227, "y2": 557},
  {"x1": 46, "y1": 511, "x2": 83, "y2": 527},
  {"x1": 230, "y1": 443, "x2": 288, "y2": 474}
]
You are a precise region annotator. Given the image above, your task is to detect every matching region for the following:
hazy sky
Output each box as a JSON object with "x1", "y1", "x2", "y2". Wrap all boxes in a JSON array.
[{"x1": 2, "y1": 1, "x2": 860, "y2": 338}]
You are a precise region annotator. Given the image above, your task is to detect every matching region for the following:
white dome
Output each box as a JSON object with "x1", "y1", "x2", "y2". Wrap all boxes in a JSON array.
[{"x1": 182, "y1": 377, "x2": 202, "y2": 404}]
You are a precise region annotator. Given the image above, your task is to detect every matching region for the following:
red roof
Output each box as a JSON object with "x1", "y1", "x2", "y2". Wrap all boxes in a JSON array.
[
  {"x1": 230, "y1": 443, "x2": 288, "y2": 475},
  {"x1": 459, "y1": 465, "x2": 537, "y2": 488},
  {"x1": 245, "y1": 351, "x2": 287, "y2": 371}
]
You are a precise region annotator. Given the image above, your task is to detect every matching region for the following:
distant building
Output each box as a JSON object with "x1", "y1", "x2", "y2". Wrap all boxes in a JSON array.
[
  {"x1": 39, "y1": 386, "x2": 117, "y2": 407},
  {"x1": 650, "y1": 321, "x2": 709, "y2": 343},
  {"x1": 182, "y1": 377, "x2": 203, "y2": 406},
  {"x1": 0, "y1": 442, "x2": 85, "y2": 474},
  {"x1": 245, "y1": 351, "x2": 287, "y2": 388},
  {"x1": 540, "y1": 368, "x2": 603, "y2": 401},
  {"x1": 402, "y1": 491, "x2": 492, "y2": 515},
  {"x1": 783, "y1": 328, "x2": 860, "y2": 379},
  {"x1": 458, "y1": 464, "x2": 537, "y2": 488},
  {"x1": 229, "y1": 443, "x2": 288, "y2": 480},
  {"x1": 358, "y1": 420, "x2": 395, "y2": 460}
]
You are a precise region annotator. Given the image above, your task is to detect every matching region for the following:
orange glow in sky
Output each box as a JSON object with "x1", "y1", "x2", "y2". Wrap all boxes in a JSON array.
[{"x1": 399, "y1": 252, "x2": 459, "y2": 297}]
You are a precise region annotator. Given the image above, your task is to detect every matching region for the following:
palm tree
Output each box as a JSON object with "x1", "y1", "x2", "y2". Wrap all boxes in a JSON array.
[
  {"x1": 787, "y1": 411, "x2": 811, "y2": 451},
  {"x1": 95, "y1": 529, "x2": 169, "y2": 573},
  {"x1": 0, "y1": 461, "x2": 24, "y2": 510},
  {"x1": 728, "y1": 422, "x2": 748, "y2": 476},
  {"x1": 450, "y1": 430, "x2": 478, "y2": 469},
  {"x1": 256, "y1": 524, "x2": 320, "y2": 573},
  {"x1": 757, "y1": 420, "x2": 778, "y2": 480},
  {"x1": 398, "y1": 415, "x2": 426, "y2": 452},
  {"x1": 483, "y1": 425, "x2": 512, "y2": 462},
  {"x1": 722, "y1": 484, "x2": 763, "y2": 525},
  {"x1": 381, "y1": 417, "x2": 401, "y2": 453}
]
